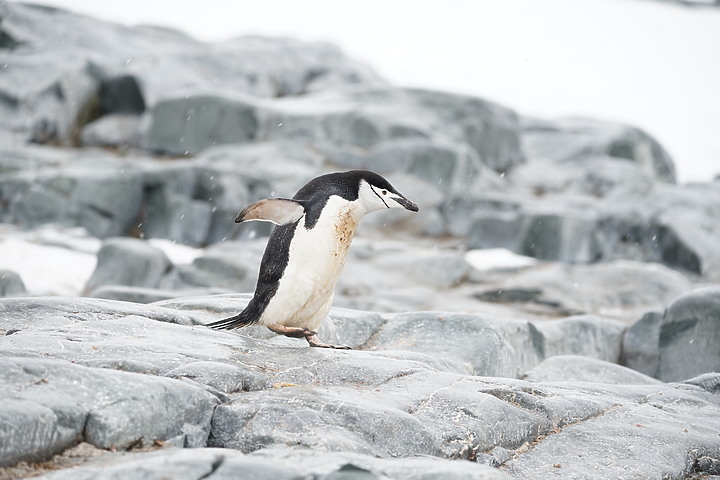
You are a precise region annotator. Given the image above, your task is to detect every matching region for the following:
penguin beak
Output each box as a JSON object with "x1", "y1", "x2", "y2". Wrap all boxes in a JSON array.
[{"x1": 392, "y1": 195, "x2": 419, "y2": 212}]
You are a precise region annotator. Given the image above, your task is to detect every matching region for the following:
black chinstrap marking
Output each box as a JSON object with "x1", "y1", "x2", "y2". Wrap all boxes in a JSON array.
[{"x1": 371, "y1": 186, "x2": 390, "y2": 209}]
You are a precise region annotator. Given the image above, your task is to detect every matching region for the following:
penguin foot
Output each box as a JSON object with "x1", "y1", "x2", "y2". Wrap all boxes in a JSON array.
[
  {"x1": 306, "y1": 334, "x2": 351, "y2": 350},
  {"x1": 266, "y1": 323, "x2": 315, "y2": 339}
]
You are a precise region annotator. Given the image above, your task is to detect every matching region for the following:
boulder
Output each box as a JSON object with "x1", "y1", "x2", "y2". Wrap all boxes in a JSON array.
[
  {"x1": 522, "y1": 355, "x2": 661, "y2": 384},
  {"x1": 519, "y1": 117, "x2": 676, "y2": 183},
  {"x1": 2, "y1": 158, "x2": 146, "y2": 238},
  {"x1": 80, "y1": 114, "x2": 142, "y2": 149},
  {"x1": 620, "y1": 311, "x2": 663, "y2": 377},
  {"x1": 0, "y1": 357, "x2": 217, "y2": 467},
  {"x1": 508, "y1": 155, "x2": 656, "y2": 198},
  {"x1": 656, "y1": 287, "x2": 720, "y2": 382},
  {"x1": 471, "y1": 260, "x2": 692, "y2": 322},
  {"x1": 1, "y1": 4, "x2": 382, "y2": 146},
  {"x1": 622, "y1": 287, "x2": 720, "y2": 382},
  {"x1": 464, "y1": 182, "x2": 720, "y2": 281},
  {"x1": 0, "y1": 269, "x2": 26, "y2": 297},
  {"x1": 532, "y1": 315, "x2": 625, "y2": 362},
  {"x1": 144, "y1": 94, "x2": 258, "y2": 155},
  {"x1": 84, "y1": 237, "x2": 172, "y2": 294},
  {"x1": 405, "y1": 88, "x2": 525, "y2": 173}
]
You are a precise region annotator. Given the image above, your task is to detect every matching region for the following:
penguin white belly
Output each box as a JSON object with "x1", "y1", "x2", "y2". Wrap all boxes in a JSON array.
[{"x1": 258, "y1": 197, "x2": 360, "y2": 331}]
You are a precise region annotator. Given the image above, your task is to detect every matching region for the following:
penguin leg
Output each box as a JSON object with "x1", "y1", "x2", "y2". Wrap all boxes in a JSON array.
[
  {"x1": 305, "y1": 333, "x2": 351, "y2": 350},
  {"x1": 266, "y1": 323, "x2": 314, "y2": 339}
]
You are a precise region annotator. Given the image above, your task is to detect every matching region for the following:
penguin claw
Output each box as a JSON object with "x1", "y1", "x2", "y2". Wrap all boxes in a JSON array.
[{"x1": 306, "y1": 334, "x2": 351, "y2": 350}]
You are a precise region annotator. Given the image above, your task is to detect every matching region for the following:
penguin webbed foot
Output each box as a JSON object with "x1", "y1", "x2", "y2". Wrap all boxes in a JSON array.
[
  {"x1": 306, "y1": 334, "x2": 351, "y2": 350},
  {"x1": 266, "y1": 323, "x2": 351, "y2": 349},
  {"x1": 266, "y1": 323, "x2": 314, "y2": 338}
]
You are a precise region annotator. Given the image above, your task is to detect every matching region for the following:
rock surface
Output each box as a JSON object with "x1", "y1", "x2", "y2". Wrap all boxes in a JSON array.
[
  {"x1": 623, "y1": 287, "x2": 720, "y2": 382},
  {"x1": 0, "y1": 295, "x2": 719, "y2": 479},
  {"x1": 0, "y1": 269, "x2": 26, "y2": 297}
]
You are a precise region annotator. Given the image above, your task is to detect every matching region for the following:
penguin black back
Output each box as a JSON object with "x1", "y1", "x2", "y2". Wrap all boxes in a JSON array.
[{"x1": 206, "y1": 170, "x2": 418, "y2": 346}]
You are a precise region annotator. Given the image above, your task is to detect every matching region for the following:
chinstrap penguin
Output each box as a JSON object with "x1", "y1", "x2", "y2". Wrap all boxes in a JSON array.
[{"x1": 206, "y1": 170, "x2": 418, "y2": 348}]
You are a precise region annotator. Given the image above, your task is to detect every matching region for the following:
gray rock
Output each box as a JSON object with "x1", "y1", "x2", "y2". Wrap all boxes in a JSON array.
[
  {"x1": 145, "y1": 94, "x2": 258, "y2": 155},
  {"x1": 534, "y1": 315, "x2": 625, "y2": 362},
  {"x1": 656, "y1": 286, "x2": 720, "y2": 382},
  {"x1": 2, "y1": 158, "x2": 146, "y2": 238},
  {"x1": 88, "y1": 285, "x2": 230, "y2": 304},
  {"x1": 1, "y1": 4, "x2": 381, "y2": 146},
  {"x1": 0, "y1": 357, "x2": 217, "y2": 467},
  {"x1": 508, "y1": 155, "x2": 656, "y2": 198},
  {"x1": 467, "y1": 211, "x2": 525, "y2": 251},
  {"x1": 522, "y1": 355, "x2": 661, "y2": 384},
  {"x1": 167, "y1": 249, "x2": 260, "y2": 293},
  {"x1": 472, "y1": 260, "x2": 692, "y2": 322},
  {"x1": 405, "y1": 88, "x2": 525, "y2": 173},
  {"x1": 84, "y1": 237, "x2": 172, "y2": 294},
  {"x1": 1, "y1": 295, "x2": 719, "y2": 480},
  {"x1": 0, "y1": 269, "x2": 26, "y2": 297},
  {"x1": 165, "y1": 361, "x2": 272, "y2": 393},
  {"x1": 394, "y1": 253, "x2": 472, "y2": 289},
  {"x1": 80, "y1": 114, "x2": 142, "y2": 149},
  {"x1": 30, "y1": 447, "x2": 512, "y2": 480},
  {"x1": 365, "y1": 312, "x2": 624, "y2": 378},
  {"x1": 97, "y1": 74, "x2": 146, "y2": 115},
  {"x1": 501, "y1": 382, "x2": 720, "y2": 480},
  {"x1": 366, "y1": 311, "x2": 541, "y2": 377},
  {"x1": 684, "y1": 372, "x2": 720, "y2": 393},
  {"x1": 518, "y1": 206, "x2": 599, "y2": 263},
  {"x1": 0, "y1": 296, "x2": 200, "y2": 329},
  {"x1": 622, "y1": 287, "x2": 720, "y2": 382},
  {"x1": 520, "y1": 116, "x2": 676, "y2": 183},
  {"x1": 465, "y1": 182, "x2": 720, "y2": 281},
  {"x1": 621, "y1": 311, "x2": 663, "y2": 377}
]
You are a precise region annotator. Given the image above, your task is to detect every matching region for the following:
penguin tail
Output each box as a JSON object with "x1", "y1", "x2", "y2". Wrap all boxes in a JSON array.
[{"x1": 206, "y1": 311, "x2": 256, "y2": 330}]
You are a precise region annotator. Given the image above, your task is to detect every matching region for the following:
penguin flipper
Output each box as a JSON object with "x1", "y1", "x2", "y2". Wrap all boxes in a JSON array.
[{"x1": 235, "y1": 198, "x2": 305, "y2": 225}]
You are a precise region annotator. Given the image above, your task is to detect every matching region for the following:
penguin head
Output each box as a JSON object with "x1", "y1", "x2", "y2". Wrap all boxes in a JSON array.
[
  {"x1": 355, "y1": 171, "x2": 419, "y2": 214},
  {"x1": 234, "y1": 170, "x2": 418, "y2": 226}
]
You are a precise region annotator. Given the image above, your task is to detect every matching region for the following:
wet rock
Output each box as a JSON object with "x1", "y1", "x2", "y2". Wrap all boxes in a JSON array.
[{"x1": 84, "y1": 237, "x2": 172, "y2": 294}]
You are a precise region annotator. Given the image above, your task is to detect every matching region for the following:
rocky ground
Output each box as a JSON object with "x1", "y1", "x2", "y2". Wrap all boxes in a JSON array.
[{"x1": 1, "y1": 3, "x2": 720, "y2": 479}]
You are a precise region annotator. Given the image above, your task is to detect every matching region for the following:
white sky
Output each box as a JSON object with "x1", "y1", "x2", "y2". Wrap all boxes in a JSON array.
[{"x1": 28, "y1": 0, "x2": 720, "y2": 183}]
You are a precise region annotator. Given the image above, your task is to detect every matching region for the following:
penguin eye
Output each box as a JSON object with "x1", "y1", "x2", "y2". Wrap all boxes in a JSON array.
[{"x1": 381, "y1": 190, "x2": 387, "y2": 195}]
